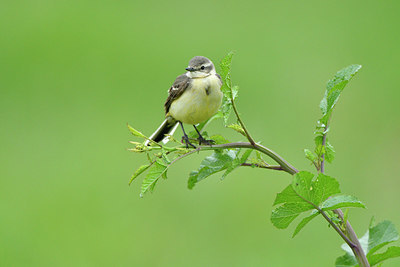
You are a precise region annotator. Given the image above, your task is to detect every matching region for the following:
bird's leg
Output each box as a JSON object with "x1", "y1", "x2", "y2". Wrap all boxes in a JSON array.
[
  {"x1": 193, "y1": 125, "x2": 215, "y2": 146},
  {"x1": 179, "y1": 122, "x2": 196, "y2": 148}
]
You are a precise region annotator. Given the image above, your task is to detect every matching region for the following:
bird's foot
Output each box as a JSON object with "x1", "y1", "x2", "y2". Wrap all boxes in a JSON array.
[
  {"x1": 197, "y1": 136, "x2": 215, "y2": 146},
  {"x1": 181, "y1": 135, "x2": 196, "y2": 149}
]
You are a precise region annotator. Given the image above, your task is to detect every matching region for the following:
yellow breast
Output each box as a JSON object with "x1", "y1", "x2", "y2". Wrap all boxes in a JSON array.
[{"x1": 169, "y1": 74, "x2": 223, "y2": 125}]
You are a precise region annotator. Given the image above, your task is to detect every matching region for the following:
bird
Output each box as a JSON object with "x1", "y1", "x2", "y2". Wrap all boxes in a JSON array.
[{"x1": 144, "y1": 56, "x2": 223, "y2": 148}]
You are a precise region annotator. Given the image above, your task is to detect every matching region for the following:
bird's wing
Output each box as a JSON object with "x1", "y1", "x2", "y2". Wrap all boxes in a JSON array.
[
  {"x1": 215, "y1": 73, "x2": 223, "y2": 85},
  {"x1": 164, "y1": 74, "x2": 190, "y2": 114}
]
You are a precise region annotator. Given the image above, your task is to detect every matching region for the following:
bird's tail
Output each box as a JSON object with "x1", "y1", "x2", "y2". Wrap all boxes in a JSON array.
[{"x1": 144, "y1": 118, "x2": 179, "y2": 146}]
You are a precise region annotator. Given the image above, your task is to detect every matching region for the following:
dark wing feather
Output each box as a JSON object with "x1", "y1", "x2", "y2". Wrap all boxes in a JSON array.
[
  {"x1": 164, "y1": 74, "x2": 190, "y2": 114},
  {"x1": 215, "y1": 73, "x2": 223, "y2": 85}
]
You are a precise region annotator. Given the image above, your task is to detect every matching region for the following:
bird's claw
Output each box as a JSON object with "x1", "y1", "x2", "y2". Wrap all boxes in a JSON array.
[
  {"x1": 181, "y1": 135, "x2": 196, "y2": 148},
  {"x1": 198, "y1": 136, "x2": 215, "y2": 146}
]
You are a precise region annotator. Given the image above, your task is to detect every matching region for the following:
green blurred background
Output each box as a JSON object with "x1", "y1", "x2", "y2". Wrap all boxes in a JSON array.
[{"x1": 1, "y1": 1, "x2": 400, "y2": 266}]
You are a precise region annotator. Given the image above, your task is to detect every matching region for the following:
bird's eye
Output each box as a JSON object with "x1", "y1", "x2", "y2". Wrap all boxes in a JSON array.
[{"x1": 200, "y1": 66, "x2": 205, "y2": 70}]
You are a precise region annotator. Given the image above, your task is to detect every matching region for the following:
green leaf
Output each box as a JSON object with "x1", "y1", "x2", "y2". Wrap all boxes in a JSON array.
[
  {"x1": 140, "y1": 161, "x2": 167, "y2": 197},
  {"x1": 368, "y1": 220, "x2": 399, "y2": 255},
  {"x1": 314, "y1": 135, "x2": 324, "y2": 157},
  {"x1": 335, "y1": 253, "x2": 358, "y2": 267},
  {"x1": 292, "y1": 171, "x2": 314, "y2": 201},
  {"x1": 304, "y1": 149, "x2": 317, "y2": 163},
  {"x1": 128, "y1": 124, "x2": 146, "y2": 138},
  {"x1": 156, "y1": 159, "x2": 168, "y2": 179},
  {"x1": 232, "y1": 85, "x2": 239, "y2": 100},
  {"x1": 129, "y1": 164, "x2": 150, "y2": 185},
  {"x1": 272, "y1": 172, "x2": 340, "y2": 231},
  {"x1": 368, "y1": 246, "x2": 400, "y2": 266},
  {"x1": 240, "y1": 149, "x2": 252, "y2": 162},
  {"x1": 220, "y1": 51, "x2": 234, "y2": 91},
  {"x1": 220, "y1": 99, "x2": 232, "y2": 126},
  {"x1": 227, "y1": 123, "x2": 246, "y2": 137},
  {"x1": 292, "y1": 172, "x2": 340, "y2": 205},
  {"x1": 326, "y1": 210, "x2": 341, "y2": 224},
  {"x1": 161, "y1": 149, "x2": 171, "y2": 164},
  {"x1": 292, "y1": 210, "x2": 319, "y2": 237},
  {"x1": 188, "y1": 149, "x2": 239, "y2": 189},
  {"x1": 370, "y1": 216, "x2": 376, "y2": 228},
  {"x1": 270, "y1": 202, "x2": 314, "y2": 229},
  {"x1": 320, "y1": 64, "x2": 362, "y2": 124},
  {"x1": 273, "y1": 185, "x2": 304, "y2": 206},
  {"x1": 325, "y1": 141, "x2": 336, "y2": 163},
  {"x1": 321, "y1": 195, "x2": 366, "y2": 211},
  {"x1": 339, "y1": 220, "x2": 400, "y2": 266},
  {"x1": 219, "y1": 51, "x2": 235, "y2": 125},
  {"x1": 222, "y1": 149, "x2": 251, "y2": 179},
  {"x1": 311, "y1": 173, "x2": 340, "y2": 205}
]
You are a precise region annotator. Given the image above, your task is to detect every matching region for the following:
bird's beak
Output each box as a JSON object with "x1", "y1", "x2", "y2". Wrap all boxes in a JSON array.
[{"x1": 185, "y1": 67, "x2": 195, "y2": 72}]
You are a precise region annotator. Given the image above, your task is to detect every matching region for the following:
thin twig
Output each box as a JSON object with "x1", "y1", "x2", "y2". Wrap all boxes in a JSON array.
[
  {"x1": 195, "y1": 142, "x2": 298, "y2": 175},
  {"x1": 319, "y1": 121, "x2": 370, "y2": 266},
  {"x1": 320, "y1": 123, "x2": 329, "y2": 173},
  {"x1": 295, "y1": 192, "x2": 356, "y2": 249},
  {"x1": 231, "y1": 99, "x2": 256, "y2": 146},
  {"x1": 241, "y1": 162, "x2": 284, "y2": 171}
]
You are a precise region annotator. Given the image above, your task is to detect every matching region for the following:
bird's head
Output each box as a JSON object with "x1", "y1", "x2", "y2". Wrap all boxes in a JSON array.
[{"x1": 185, "y1": 56, "x2": 215, "y2": 78}]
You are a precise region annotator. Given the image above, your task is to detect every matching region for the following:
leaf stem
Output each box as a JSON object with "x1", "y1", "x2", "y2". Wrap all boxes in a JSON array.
[
  {"x1": 231, "y1": 98, "x2": 256, "y2": 146},
  {"x1": 240, "y1": 162, "x2": 284, "y2": 171},
  {"x1": 294, "y1": 192, "x2": 356, "y2": 249}
]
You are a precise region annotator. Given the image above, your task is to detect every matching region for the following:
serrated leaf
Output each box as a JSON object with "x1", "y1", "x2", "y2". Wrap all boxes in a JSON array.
[
  {"x1": 314, "y1": 135, "x2": 325, "y2": 157},
  {"x1": 140, "y1": 161, "x2": 167, "y2": 197},
  {"x1": 314, "y1": 135, "x2": 323, "y2": 146},
  {"x1": 220, "y1": 99, "x2": 233, "y2": 125},
  {"x1": 273, "y1": 185, "x2": 304, "y2": 206},
  {"x1": 272, "y1": 172, "x2": 341, "y2": 231},
  {"x1": 326, "y1": 210, "x2": 341, "y2": 224},
  {"x1": 370, "y1": 216, "x2": 376, "y2": 228},
  {"x1": 325, "y1": 141, "x2": 335, "y2": 163},
  {"x1": 219, "y1": 51, "x2": 235, "y2": 125},
  {"x1": 161, "y1": 149, "x2": 171, "y2": 164},
  {"x1": 240, "y1": 149, "x2": 252, "y2": 163},
  {"x1": 340, "y1": 227, "x2": 369, "y2": 257},
  {"x1": 292, "y1": 171, "x2": 315, "y2": 201},
  {"x1": 156, "y1": 159, "x2": 168, "y2": 179},
  {"x1": 227, "y1": 123, "x2": 246, "y2": 137},
  {"x1": 271, "y1": 202, "x2": 314, "y2": 229},
  {"x1": 311, "y1": 173, "x2": 340, "y2": 205},
  {"x1": 321, "y1": 64, "x2": 362, "y2": 113},
  {"x1": 220, "y1": 51, "x2": 234, "y2": 90},
  {"x1": 232, "y1": 85, "x2": 239, "y2": 100},
  {"x1": 368, "y1": 246, "x2": 400, "y2": 266},
  {"x1": 340, "y1": 220, "x2": 400, "y2": 266},
  {"x1": 129, "y1": 164, "x2": 150, "y2": 185},
  {"x1": 188, "y1": 149, "x2": 239, "y2": 189},
  {"x1": 292, "y1": 171, "x2": 340, "y2": 205},
  {"x1": 320, "y1": 64, "x2": 362, "y2": 123},
  {"x1": 222, "y1": 149, "x2": 252, "y2": 179},
  {"x1": 368, "y1": 220, "x2": 399, "y2": 255},
  {"x1": 335, "y1": 253, "x2": 358, "y2": 267},
  {"x1": 128, "y1": 124, "x2": 146, "y2": 138},
  {"x1": 321, "y1": 195, "x2": 365, "y2": 211},
  {"x1": 304, "y1": 149, "x2": 317, "y2": 163},
  {"x1": 292, "y1": 210, "x2": 319, "y2": 237}
]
